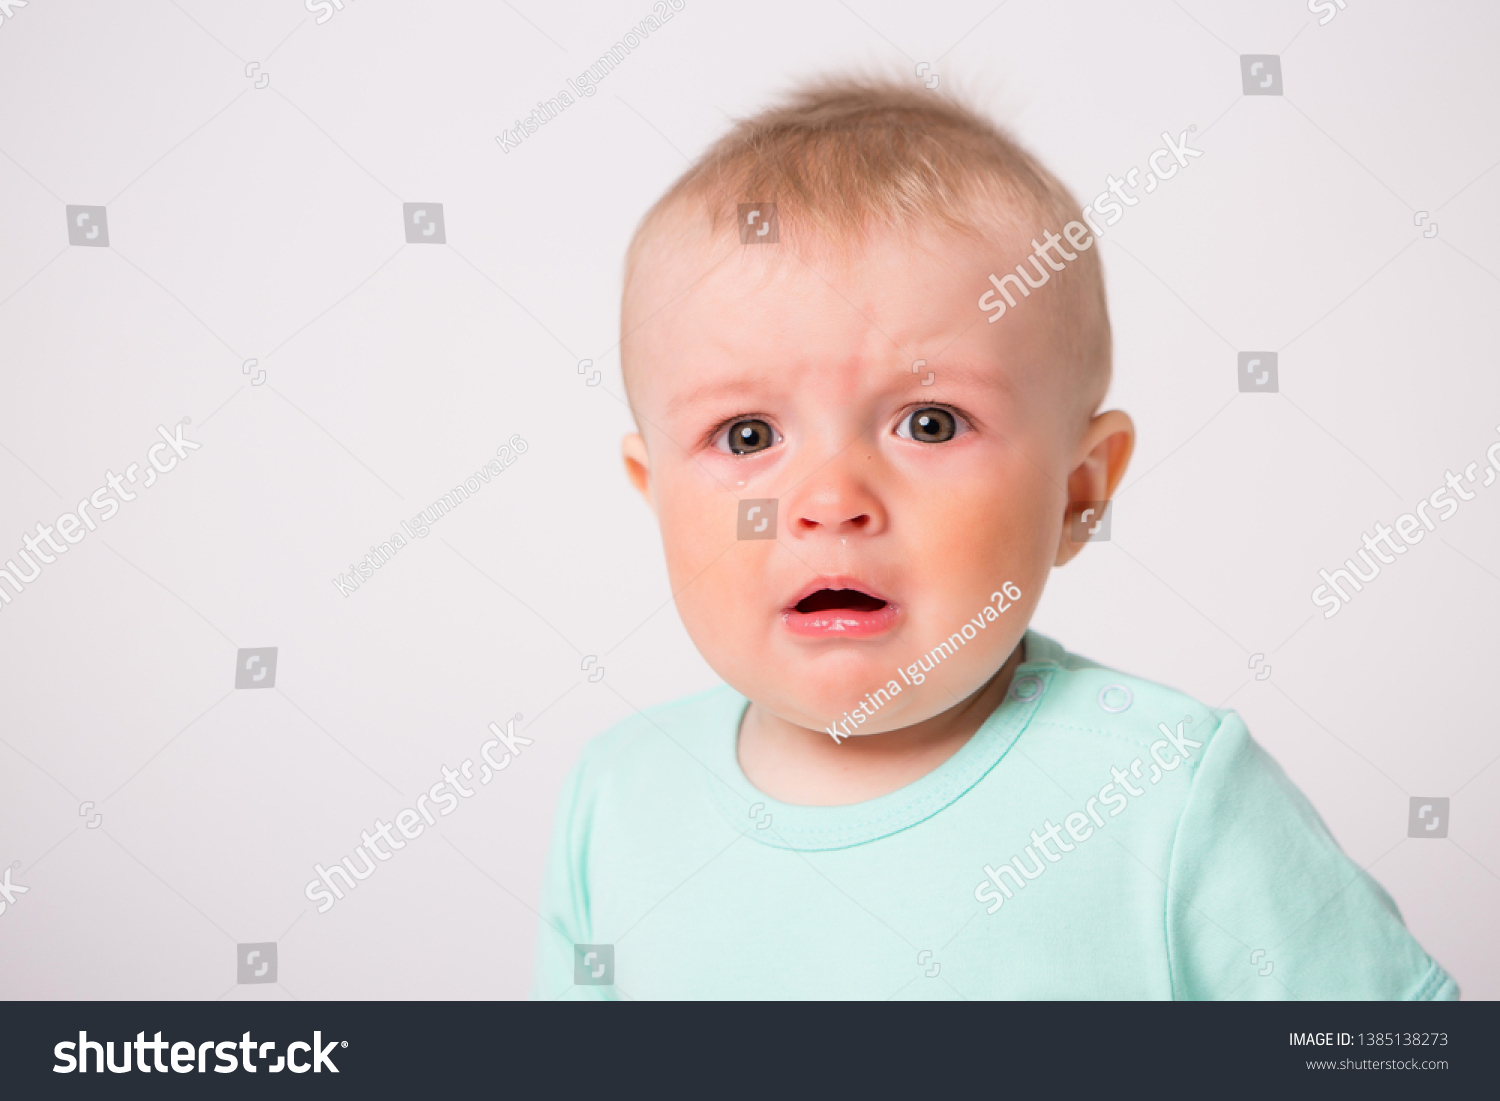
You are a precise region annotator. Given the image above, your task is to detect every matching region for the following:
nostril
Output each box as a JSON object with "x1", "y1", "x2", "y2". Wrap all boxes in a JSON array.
[
  {"x1": 792, "y1": 504, "x2": 876, "y2": 534},
  {"x1": 798, "y1": 516, "x2": 870, "y2": 534},
  {"x1": 795, "y1": 514, "x2": 870, "y2": 531}
]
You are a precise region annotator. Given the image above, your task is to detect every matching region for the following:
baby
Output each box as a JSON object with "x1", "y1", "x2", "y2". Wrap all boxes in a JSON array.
[{"x1": 532, "y1": 79, "x2": 1456, "y2": 999}]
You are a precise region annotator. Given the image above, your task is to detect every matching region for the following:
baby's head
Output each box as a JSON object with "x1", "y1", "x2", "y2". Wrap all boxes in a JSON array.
[{"x1": 619, "y1": 77, "x2": 1134, "y2": 736}]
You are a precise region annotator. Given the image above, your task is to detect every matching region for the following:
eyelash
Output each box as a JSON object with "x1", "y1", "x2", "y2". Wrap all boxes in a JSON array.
[
  {"x1": 894, "y1": 404, "x2": 971, "y2": 442},
  {"x1": 707, "y1": 405, "x2": 973, "y2": 454},
  {"x1": 709, "y1": 415, "x2": 782, "y2": 455}
]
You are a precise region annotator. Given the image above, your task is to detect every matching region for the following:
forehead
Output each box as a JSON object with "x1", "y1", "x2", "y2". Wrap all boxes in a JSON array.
[{"x1": 623, "y1": 218, "x2": 1058, "y2": 406}]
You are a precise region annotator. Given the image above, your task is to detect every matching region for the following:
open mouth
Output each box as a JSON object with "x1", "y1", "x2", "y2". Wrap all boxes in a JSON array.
[
  {"x1": 794, "y1": 588, "x2": 888, "y2": 614},
  {"x1": 783, "y1": 581, "x2": 898, "y2": 639}
]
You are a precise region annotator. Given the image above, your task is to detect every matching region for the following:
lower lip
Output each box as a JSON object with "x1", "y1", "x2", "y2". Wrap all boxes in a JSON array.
[{"x1": 781, "y1": 603, "x2": 899, "y2": 639}]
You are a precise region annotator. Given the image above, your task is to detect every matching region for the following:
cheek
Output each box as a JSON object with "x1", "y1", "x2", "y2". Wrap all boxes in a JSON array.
[
  {"x1": 659, "y1": 515, "x2": 771, "y2": 671},
  {"x1": 653, "y1": 474, "x2": 761, "y2": 623},
  {"x1": 907, "y1": 468, "x2": 1057, "y2": 583}
]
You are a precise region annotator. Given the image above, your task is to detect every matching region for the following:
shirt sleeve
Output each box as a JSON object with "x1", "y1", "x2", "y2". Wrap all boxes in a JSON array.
[
  {"x1": 529, "y1": 755, "x2": 615, "y2": 1001},
  {"x1": 1164, "y1": 711, "x2": 1458, "y2": 1001}
]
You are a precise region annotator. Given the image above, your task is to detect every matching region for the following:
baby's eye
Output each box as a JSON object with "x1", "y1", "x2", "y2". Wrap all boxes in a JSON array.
[
  {"x1": 896, "y1": 407, "x2": 964, "y2": 444},
  {"x1": 715, "y1": 418, "x2": 781, "y2": 455}
]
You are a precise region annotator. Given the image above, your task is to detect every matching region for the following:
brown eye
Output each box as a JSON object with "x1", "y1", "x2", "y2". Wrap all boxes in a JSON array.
[
  {"x1": 721, "y1": 418, "x2": 779, "y2": 455},
  {"x1": 900, "y1": 407, "x2": 957, "y2": 443}
]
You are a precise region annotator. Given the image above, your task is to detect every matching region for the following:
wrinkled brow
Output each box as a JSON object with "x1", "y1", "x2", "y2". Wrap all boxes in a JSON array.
[
  {"x1": 662, "y1": 357, "x2": 1016, "y2": 420},
  {"x1": 664, "y1": 376, "x2": 775, "y2": 418}
]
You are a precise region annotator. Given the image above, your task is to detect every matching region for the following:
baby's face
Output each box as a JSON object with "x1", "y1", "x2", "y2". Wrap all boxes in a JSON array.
[{"x1": 622, "y1": 221, "x2": 1111, "y2": 734}]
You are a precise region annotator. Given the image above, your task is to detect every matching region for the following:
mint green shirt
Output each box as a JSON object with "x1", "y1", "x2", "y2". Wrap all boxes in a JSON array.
[{"x1": 532, "y1": 632, "x2": 1457, "y2": 1000}]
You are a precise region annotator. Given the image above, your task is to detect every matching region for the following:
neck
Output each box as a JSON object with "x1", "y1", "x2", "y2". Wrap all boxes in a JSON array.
[{"x1": 738, "y1": 638, "x2": 1026, "y2": 806}]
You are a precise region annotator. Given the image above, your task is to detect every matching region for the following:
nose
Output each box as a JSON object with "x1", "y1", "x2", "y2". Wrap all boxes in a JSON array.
[{"x1": 788, "y1": 468, "x2": 886, "y2": 538}]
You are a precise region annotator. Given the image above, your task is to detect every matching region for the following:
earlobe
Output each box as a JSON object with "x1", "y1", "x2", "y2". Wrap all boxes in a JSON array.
[
  {"x1": 1054, "y1": 514, "x2": 1084, "y2": 566},
  {"x1": 622, "y1": 432, "x2": 655, "y2": 512}
]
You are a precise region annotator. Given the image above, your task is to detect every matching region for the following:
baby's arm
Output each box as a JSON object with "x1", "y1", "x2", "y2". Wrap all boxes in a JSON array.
[
  {"x1": 530, "y1": 760, "x2": 613, "y2": 1001},
  {"x1": 1163, "y1": 713, "x2": 1457, "y2": 1001}
]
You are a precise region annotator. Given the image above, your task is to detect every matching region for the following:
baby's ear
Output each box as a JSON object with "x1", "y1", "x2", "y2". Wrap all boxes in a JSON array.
[
  {"x1": 1054, "y1": 410, "x2": 1134, "y2": 567},
  {"x1": 622, "y1": 433, "x2": 655, "y2": 512}
]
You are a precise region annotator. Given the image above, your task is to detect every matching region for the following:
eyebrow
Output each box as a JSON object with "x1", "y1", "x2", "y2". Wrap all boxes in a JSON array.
[
  {"x1": 665, "y1": 376, "x2": 773, "y2": 417},
  {"x1": 662, "y1": 356, "x2": 1015, "y2": 417},
  {"x1": 881, "y1": 359, "x2": 1020, "y2": 404}
]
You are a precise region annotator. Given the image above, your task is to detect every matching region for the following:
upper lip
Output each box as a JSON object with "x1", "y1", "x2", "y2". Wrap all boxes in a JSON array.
[{"x1": 783, "y1": 575, "x2": 893, "y2": 613}]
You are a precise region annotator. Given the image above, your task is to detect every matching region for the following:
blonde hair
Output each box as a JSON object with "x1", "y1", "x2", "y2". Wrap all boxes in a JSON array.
[{"x1": 623, "y1": 76, "x2": 1111, "y2": 405}]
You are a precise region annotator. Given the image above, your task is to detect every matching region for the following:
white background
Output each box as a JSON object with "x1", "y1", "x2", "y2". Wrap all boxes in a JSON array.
[{"x1": 0, "y1": 0, "x2": 1496, "y2": 999}]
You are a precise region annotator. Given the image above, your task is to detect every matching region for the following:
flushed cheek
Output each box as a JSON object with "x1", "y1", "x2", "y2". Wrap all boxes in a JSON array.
[
  {"x1": 656, "y1": 479, "x2": 733, "y2": 568},
  {"x1": 974, "y1": 504, "x2": 1047, "y2": 565},
  {"x1": 658, "y1": 506, "x2": 773, "y2": 637},
  {"x1": 894, "y1": 507, "x2": 1048, "y2": 640},
  {"x1": 673, "y1": 562, "x2": 775, "y2": 680},
  {"x1": 965, "y1": 473, "x2": 1057, "y2": 547},
  {"x1": 906, "y1": 490, "x2": 1033, "y2": 571}
]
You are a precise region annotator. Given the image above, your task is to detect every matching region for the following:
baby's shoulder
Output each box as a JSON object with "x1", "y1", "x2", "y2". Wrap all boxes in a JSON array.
[
  {"x1": 575, "y1": 682, "x2": 745, "y2": 783},
  {"x1": 1022, "y1": 633, "x2": 1239, "y2": 760}
]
